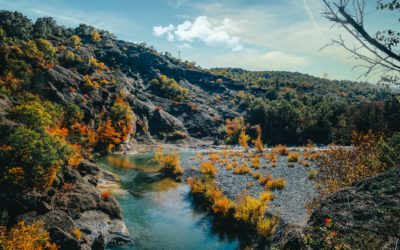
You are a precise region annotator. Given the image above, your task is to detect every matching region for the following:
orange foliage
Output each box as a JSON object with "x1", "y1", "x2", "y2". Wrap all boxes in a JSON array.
[
  {"x1": 200, "y1": 161, "x2": 218, "y2": 178},
  {"x1": 0, "y1": 221, "x2": 58, "y2": 250},
  {"x1": 272, "y1": 144, "x2": 290, "y2": 156},
  {"x1": 97, "y1": 119, "x2": 121, "y2": 151},
  {"x1": 101, "y1": 191, "x2": 110, "y2": 201}
]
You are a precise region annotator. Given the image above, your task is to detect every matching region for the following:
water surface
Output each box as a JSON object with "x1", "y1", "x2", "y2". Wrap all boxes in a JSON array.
[{"x1": 99, "y1": 152, "x2": 241, "y2": 250}]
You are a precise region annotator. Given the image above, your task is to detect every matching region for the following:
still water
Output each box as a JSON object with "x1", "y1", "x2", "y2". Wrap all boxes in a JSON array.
[{"x1": 98, "y1": 152, "x2": 241, "y2": 250}]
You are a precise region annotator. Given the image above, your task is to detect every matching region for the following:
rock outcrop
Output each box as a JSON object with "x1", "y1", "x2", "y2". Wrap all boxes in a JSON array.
[
  {"x1": 0, "y1": 160, "x2": 132, "y2": 249},
  {"x1": 306, "y1": 167, "x2": 400, "y2": 249}
]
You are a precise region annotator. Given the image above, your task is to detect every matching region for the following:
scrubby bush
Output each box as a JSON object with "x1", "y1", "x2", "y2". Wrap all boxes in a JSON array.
[
  {"x1": 200, "y1": 161, "x2": 218, "y2": 178},
  {"x1": 8, "y1": 95, "x2": 62, "y2": 130},
  {"x1": 0, "y1": 126, "x2": 74, "y2": 191},
  {"x1": 0, "y1": 220, "x2": 58, "y2": 250},
  {"x1": 151, "y1": 75, "x2": 189, "y2": 101},
  {"x1": 225, "y1": 116, "x2": 244, "y2": 144},
  {"x1": 253, "y1": 125, "x2": 264, "y2": 153},
  {"x1": 153, "y1": 147, "x2": 183, "y2": 179},
  {"x1": 266, "y1": 178, "x2": 286, "y2": 190},
  {"x1": 239, "y1": 130, "x2": 250, "y2": 151},
  {"x1": 287, "y1": 152, "x2": 300, "y2": 162},
  {"x1": 316, "y1": 131, "x2": 392, "y2": 193}
]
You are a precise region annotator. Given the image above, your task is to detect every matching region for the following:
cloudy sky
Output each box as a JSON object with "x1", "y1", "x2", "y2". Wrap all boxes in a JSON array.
[{"x1": 0, "y1": 0, "x2": 395, "y2": 81}]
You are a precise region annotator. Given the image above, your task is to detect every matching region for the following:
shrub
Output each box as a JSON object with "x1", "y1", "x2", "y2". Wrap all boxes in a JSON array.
[
  {"x1": 256, "y1": 216, "x2": 278, "y2": 238},
  {"x1": 153, "y1": 147, "x2": 183, "y2": 179},
  {"x1": 233, "y1": 163, "x2": 250, "y2": 175},
  {"x1": 307, "y1": 170, "x2": 318, "y2": 180},
  {"x1": 234, "y1": 193, "x2": 266, "y2": 225},
  {"x1": 64, "y1": 50, "x2": 75, "y2": 61},
  {"x1": 73, "y1": 228, "x2": 82, "y2": 240},
  {"x1": 287, "y1": 152, "x2": 300, "y2": 162},
  {"x1": 200, "y1": 161, "x2": 218, "y2": 178},
  {"x1": 239, "y1": 130, "x2": 250, "y2": 151},
  {"x1": 152, "y1": 75, "x2": 189, "y2": 101},
  {"x1": 212, "y1": 197, "x2": 233, "y2": 215},
  {"x1": 267, "y1": 178, "x2": 286, "y2": 190},
  {"x1": 35, "y1": 38, "x2": 56, "y2": 57},
  {"x1": 272, "y1": 144, "x2": 290, "y2": 156},
  {"x1": 252, "y1": 125, "x2": 264, "y2": 153},
  {"x1": 251, "y1": 156, "x2": 260, "y2": 169},
  {"x1": 187, "y1": 177, "x2": 206, "y2": 194},
  {"x1": 70, "y1": 35, "x2": 81, "y2": 47},
  {"x1": 0, "y1": 220, "x2": 58, "y2": 250},
  {"x1": 316, "y1": 131, "x2": 390, "y2": 193},
  {"x1": 259, "y1": 191, "x2": 275, "y2": 203},
  {"x1": 110, "y1": 98, "x2": 135, "y2": 141},
  {"x1": 9, "y1": 97, "x2": 62, "y2": 130},
  {"x1": 0, "y1": 126, "x2": 74, "y2": 191},
  {"x1": 91, "y1": 31, "x2": 101, "y2": 42},
  {"x1": 97, "y1": 119, "x2": 121, "y2": 151},
  {"x1": 225, "y1": 116, "x2": 244, "y2": 144},
  {"x1": 101, "y1": 191, "x2": 110, "y2": 201}
]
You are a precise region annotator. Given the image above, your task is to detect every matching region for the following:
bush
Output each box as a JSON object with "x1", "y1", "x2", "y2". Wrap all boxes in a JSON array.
[
  {"x1": 252, "y1": 125, "x2": 264, "y2": 153},
  {"x1": 316, "y1": 131, "x2": 390, "y2": 193},
  {"x1": 266, "y1": 178, "x2": 286, "y2": 190},
  {"x1": 234, "y1": 193, "x2": 266, "y2": 225},
  {"x1": 153, "y1": 147, "x2": 183, "y2": 179},
  {"x1": 239, "y1": 130, "x2": 250, "y2": 151},
  {"x1": 225, "y1": 116, "x2": 244, "y2": 144},
  {"x1": 8, "y1": 95, "x2": 62, "y2": 130},
  {"x1": 200, "y1": 161, "x2": 218, "y2": 178},
  {"x1": 272, "y1": 144, "x2": 290, "y2": 156},
  {"x1": 287, "y1": 152, "x2": 300, "y2": 162},
  {"x1": 0, "y1": 220, "x2": 58, "y2": 250},
  {"x1": 151, "y1": 75, "x2": 189, "y2": 101},
  {"x1": 0, "y1": 126, "x2": 74, "y2": 191}
]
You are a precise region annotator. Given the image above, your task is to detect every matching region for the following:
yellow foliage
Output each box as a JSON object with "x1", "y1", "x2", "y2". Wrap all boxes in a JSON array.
[
  {"x1": 267, "y1": 178, "x2": 286, "y2": 190},
  {"x1": 233, "y1": 162, "x2": 250, "y2": 175},
  {"x1": 272, "y1": 144, "x2": 290, "y2": 156},
  {"x1": 259, "y1": 191, "x2": 275, "y2": 203},
  {"x1": 73, "y1": 228, "x2": 82, "y2": 240},
  {"x1": 153, "y1": 147, "x2": 183, "y2": 177},
  {"x1": 187, "y1": 177, "x2": 205, "y2": 194},
  {"x1": 234, "y1": 193, "x2": 266, "y2": 224},
  {"x1": 256, "y1": 216, "x2": 278, "y2": 238},
  {"x1": 266, "y1": 153, "x2": 277, "y2": 163},
  {"x1": 212, "y1": 196, "x2": 233, "y2": 215},
  {"x1": 208, "y1": 153, "x2": 220, "y2": 162},
  {"x1": 200, "y1": 161, "x2": 218, "y2": 178},
  {"x1": 239, "y1": 130, "x2": 250, "y2": 151},
  {"x1": 70, "y1": 35, "x2": 81, "y2": 47},
  {"x1": 0, "y1": 221, "x2": 58, "y2": 250},
  {"x1": 91, "y1": 31, "x2": 101, "y2": 42},
  {"x1": 252, "y1": 125, "x2": 264, "y2": 153},
  {"x1": 251, "y1": 156, "x2": 260, "y2": 169},
  {"x1": 316, "y1": 131, "x2": 388, "y2": 193},
  {"x1": 287, "y1": 152, "x2": 300, "y2": 162}
]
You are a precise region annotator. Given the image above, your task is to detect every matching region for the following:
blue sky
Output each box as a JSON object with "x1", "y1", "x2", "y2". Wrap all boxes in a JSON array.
[{"x1": 0, "y1": 0, "x2": 395, "y2": 81}]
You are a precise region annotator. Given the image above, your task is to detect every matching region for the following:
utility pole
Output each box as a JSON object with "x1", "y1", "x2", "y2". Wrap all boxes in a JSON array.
[
  {"x1": 323, "y1": 73, "x2": 328, "y2": 79},
  {"x1": 178, "y1": 51, "x2": 181, "y2": 61}
]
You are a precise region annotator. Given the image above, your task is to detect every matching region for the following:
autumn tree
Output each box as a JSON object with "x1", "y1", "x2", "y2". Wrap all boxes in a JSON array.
[{"x1": 239, "y1": 129, "x2": 250, "y2": 151}]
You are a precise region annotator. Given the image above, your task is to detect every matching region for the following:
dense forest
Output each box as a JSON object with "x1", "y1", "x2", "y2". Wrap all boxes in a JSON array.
[{"x1": 211, "y1": 68, "x2": 400, "y2": 145}]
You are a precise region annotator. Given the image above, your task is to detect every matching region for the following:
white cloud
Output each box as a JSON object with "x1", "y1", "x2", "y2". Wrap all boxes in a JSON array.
[
  {"x1": 153, "y1": 16, "x2": 243, "y2": 51},
  {"x1": 178, "y1": 43, "x2": 193, "y2": 49}
]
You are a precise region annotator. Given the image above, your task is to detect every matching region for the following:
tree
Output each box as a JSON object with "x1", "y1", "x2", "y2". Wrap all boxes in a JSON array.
[
  {"x1": 322, "y1": 0, "x2": 400, "y2": 83},
  {"x1": 0, "y1": 126, "x2": 74, "y2": 191}
]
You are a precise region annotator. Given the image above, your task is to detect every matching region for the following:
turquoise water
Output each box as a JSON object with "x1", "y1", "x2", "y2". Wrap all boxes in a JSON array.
[{"x1": 98, "y1": 152, "x2": 241, "y2": 250}]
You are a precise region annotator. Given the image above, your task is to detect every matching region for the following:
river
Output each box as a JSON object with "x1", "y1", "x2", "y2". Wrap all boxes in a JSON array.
[{"x1": 98, "y1": 152, "x2": 242, "y2": 250}]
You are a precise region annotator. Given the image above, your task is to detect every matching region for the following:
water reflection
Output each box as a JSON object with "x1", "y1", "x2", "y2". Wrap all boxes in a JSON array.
[{"x1": 99, "y1": 152, "x2": 243, "y2": 250}]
